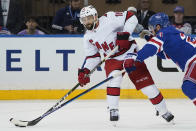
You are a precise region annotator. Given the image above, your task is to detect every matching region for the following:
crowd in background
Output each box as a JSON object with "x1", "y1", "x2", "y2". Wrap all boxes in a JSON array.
[
  {"x1": 128, "y1": 0, "x2": 192, "y2": 35},
  {"x1": 0, "y1": 0, "x2": 194, "y2": 35}
]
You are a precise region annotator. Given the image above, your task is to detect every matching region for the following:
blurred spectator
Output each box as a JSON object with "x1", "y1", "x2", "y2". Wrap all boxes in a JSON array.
[
  {"x1": 0, "y1": 0, "x2": 24, "y2": 34},
  {"x1": 0, "y1": 26, "x2": 10, "y2": 35},
  {"x1": 172, "y1": 6, "x2": 192, "y2": 35},
  {"x1": 18, "y1": 17, "x2": 44, "y2": 35},
  {"x1": 52, "y1": 0, "x2": 84, "y2": 34},
  {"x1": 127, "y1": 6, "x2": 144, "y2": 33},
  {"x1": 137, "y1": 0, "x2": 155, "y2": 29}
]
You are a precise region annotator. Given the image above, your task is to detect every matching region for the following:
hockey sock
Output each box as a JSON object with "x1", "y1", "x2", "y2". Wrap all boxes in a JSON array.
[
  {"x1": 107, "y1": 87, "x2": 120, "y2": 110},
  {"x1": 193, "y1": 98, "x2": 196, "y2": 106},
  {"x1": 141, "y1": 85, "x2": 168, "y2": 115}
]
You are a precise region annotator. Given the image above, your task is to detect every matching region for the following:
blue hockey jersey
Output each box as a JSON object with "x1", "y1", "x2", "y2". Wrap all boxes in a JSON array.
[{"x1": 137, "y1": 26, "x2": 196, "y2": 71}]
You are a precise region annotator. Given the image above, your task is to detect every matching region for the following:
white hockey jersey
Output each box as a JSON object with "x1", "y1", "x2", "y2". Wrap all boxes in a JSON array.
[{"x1": 83, "y1": 11, "x2": 138, "y2": 70}]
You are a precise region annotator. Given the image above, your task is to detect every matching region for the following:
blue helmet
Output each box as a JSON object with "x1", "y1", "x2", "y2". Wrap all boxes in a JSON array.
[{"x1": 148, "y1": 13, "x2": 170, "y2": 31}]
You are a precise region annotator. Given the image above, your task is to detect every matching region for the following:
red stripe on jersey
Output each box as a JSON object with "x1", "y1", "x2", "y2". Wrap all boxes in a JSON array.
[
  {"x1": 149, "y1": 38, "x2": 162, "y2": 47},
  {"x1": 163, "y1": 51, "x2": 170, "y2": 59},
  {"x1": 185, "y1": 57, "x2": 196, "y2": 76},
  {"x1": 107, "y1": 87, "x2": 120, "y2": 96},
  {"x1": 86, "y1": 53, "x2": 101, "y2": 60},
  {"x1": 125, "y1": 11, "x2": 134, "y2": 22},
  {"x1": 103, "y1": 13, "x2": 107, "y2": 17},
  {"x1": 159, "y1": 32, "x2": 163, "y2": 37},
  {"x1": 166, "y1": 54, "x2": 170, "y2": 59},
  {"x1": 150, "y1": 93, "x2": 163, "y2": 105},
  {"x1": 149, "y1": 38, "x2": 162, "y2": 52}
]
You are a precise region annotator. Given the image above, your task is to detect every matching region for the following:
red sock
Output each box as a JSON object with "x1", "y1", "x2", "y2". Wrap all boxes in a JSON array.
[
  {"x1": 107, "y1": 87, "x2": 120, "y2": 96},
  {"x1": 150, "y1": 93, "x2": 163, "y2": 105},
  {"x1": 193, "y1": 100, "x2": 196, "y2": 106}
]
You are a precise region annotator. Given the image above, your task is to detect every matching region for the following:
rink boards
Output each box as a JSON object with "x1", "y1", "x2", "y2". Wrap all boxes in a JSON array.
[{"x1": 0, "y1": 35, "x2": 187, "y2": 99}]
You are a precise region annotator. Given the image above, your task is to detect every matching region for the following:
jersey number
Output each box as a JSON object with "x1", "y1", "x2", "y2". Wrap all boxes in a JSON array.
[
  {"x1": 180, "y1": 33, "x2": 196, "y2": 47},
  {"x1": 115, "y1": 12, "x2": 123, "y2": 16}
]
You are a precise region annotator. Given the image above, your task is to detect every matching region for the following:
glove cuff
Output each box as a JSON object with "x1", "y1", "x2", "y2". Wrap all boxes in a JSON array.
[
  {"x1": 83, "y1": 68, "x2": 90, "y2": 74},
  {"x1": 124, "y1": 53, "x2": 137, "y2": 60},
  {"x1": 78, "y1": 68, "x2": 90, "y2": 75},
  {"x1": 117, "y1": 32, "x2": 130, "y2": 40}
]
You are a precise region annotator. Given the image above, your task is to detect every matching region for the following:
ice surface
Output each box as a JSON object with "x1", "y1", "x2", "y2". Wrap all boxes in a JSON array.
[{"x1": 0, "y1": 99, "x2": 195, "y2": 131}]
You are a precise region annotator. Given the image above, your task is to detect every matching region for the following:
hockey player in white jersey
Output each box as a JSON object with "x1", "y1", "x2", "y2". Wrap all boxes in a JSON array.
[{"x1": 78, "y1": 5, "x2": 174, "y2": 124}]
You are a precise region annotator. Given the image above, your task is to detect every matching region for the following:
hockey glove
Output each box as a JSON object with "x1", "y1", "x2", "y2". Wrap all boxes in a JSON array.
[
  {"x1": 116, "y1": 32, "x2": 131, "y2": 51},
  {"x1": 123, "y1": 53, "x2": 137, "y2": 74},
  {"x1": 139, "y1": 30, "x2": 154, "y2": 41},
  {"x1": 78, "y1": 68, "x2": 90, "y2": 87}
]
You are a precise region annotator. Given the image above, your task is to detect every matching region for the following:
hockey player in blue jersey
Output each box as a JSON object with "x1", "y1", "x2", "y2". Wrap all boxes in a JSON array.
[{"x1": 123, "y1": 12, "x2": 196, "y2": 106}]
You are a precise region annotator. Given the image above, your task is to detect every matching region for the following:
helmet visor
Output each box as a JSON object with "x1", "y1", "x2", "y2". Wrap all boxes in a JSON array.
[{"x1": 80, "y1": 15, "x2": 95, "y2": 25}]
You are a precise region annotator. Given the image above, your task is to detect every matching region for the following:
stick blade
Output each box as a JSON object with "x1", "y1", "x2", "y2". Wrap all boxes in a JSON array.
[{"x1": 10, "y1": 118, "x2": 28, "y2": 127}]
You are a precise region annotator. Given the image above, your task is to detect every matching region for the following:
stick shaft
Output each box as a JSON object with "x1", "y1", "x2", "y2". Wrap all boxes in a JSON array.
[
  {"x1": 40, "y1": 46, "x2": 119, "y2": 117},
  {"x1": 42, "y1": 69, "x2": 125, "y2": 118}
]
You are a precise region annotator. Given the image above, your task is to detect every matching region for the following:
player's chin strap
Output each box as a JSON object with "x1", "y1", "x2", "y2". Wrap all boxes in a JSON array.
[
  {"x1": 82, "y1": 15, "x2": 98, "y2": 31},
  {"x1": 91, "y1": 15, "x2": 98, "y2": 31}
]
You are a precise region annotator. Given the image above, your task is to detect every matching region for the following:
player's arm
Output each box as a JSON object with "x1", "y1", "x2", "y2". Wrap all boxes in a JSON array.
[
  {"x1": 78, "y1": 35, "x2": 101, "y2": 87},
  {"x1": 106, "y1": 11, "x2": 138, "y2": 51},
  {"x1": 123, "y1": 36, "x2": 164, "y2": 73},
  {"x1": 106, "y1": 11, "x2": 138, "y2": 36},
  {"x1": 139, "y1": 31, "x2": 168, "y2": 60},
  {"x1": 83, "y1": 37, "x2": 101, "y2": 71},
  {"x1": 122, "y1": 11, "x2": 138, "y2": 40},
  {"x1": 136, "y1": 36, "x2": 164, "y2": 62}
]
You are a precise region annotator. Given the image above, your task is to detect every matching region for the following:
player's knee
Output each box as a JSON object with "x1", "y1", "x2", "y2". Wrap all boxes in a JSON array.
[
  {"x1": 107, "y1": 70, "x2": 122, "y2": 87},
  {"x1": 141, "y1": 85, "x2": 164, "y2": 105},
  {"x1": 182, "y1": 81, "x2": 196, "y2": 100},
  {"x1": 141, "y1": 84, "x2": 159, "y2": 98},
  {"x1": 182, "y1": 85, "x2": 192, "y2": 99},
  {"x1": 182, "y1": 84, "x2": 189, "y2": 96}
]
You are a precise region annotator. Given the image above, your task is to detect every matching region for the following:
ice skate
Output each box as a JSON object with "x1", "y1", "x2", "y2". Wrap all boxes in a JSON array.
[{"x1": 110, "y1": 109, "x2": 119, "y2": 127}]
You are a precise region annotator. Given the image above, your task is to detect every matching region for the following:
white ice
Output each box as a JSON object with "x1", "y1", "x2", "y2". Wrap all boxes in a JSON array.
[{"x1": 0, "y1": 99, "x2": 196, "y2": 131}]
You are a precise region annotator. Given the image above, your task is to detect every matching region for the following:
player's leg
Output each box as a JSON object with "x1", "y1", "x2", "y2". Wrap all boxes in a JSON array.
[
  {"x1": 182, "y1": 80, "x2": 196, "y2": 106},
  {"x1": 105, "y1": 59, "x2": 124, "y2": 123},
  {"x1": 183, "y1": 60, "x2": 196, "y2": 106},
  {"x1": 107, "y1": 70, "x2": 123, "y2": 121},
  {"x1": 128, "y1": 61, "x2": 174, "y2": 122},
  {"x1": 140, "y1": 85, "x2": 167, "y2": 115}
]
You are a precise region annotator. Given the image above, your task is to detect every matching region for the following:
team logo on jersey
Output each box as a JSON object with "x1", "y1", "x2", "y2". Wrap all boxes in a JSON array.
[
  {"x1": 180, "y1": 33, "x2": 196, "y2": 47},
  {"x1": 89, "y1": 39, "x2": 115, "y2": 52}
]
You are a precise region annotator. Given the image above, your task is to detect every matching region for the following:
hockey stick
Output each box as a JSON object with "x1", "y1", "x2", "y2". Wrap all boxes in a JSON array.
[
  {"x1": 46, "y1": 46, "x2": 118, "y2": 113},
  {"x1": 10, "y1": 46, "x2": 118, "y2": 127},
  {"x1": 10, "y1": 69, "x2": 125, "y2": 127}
]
